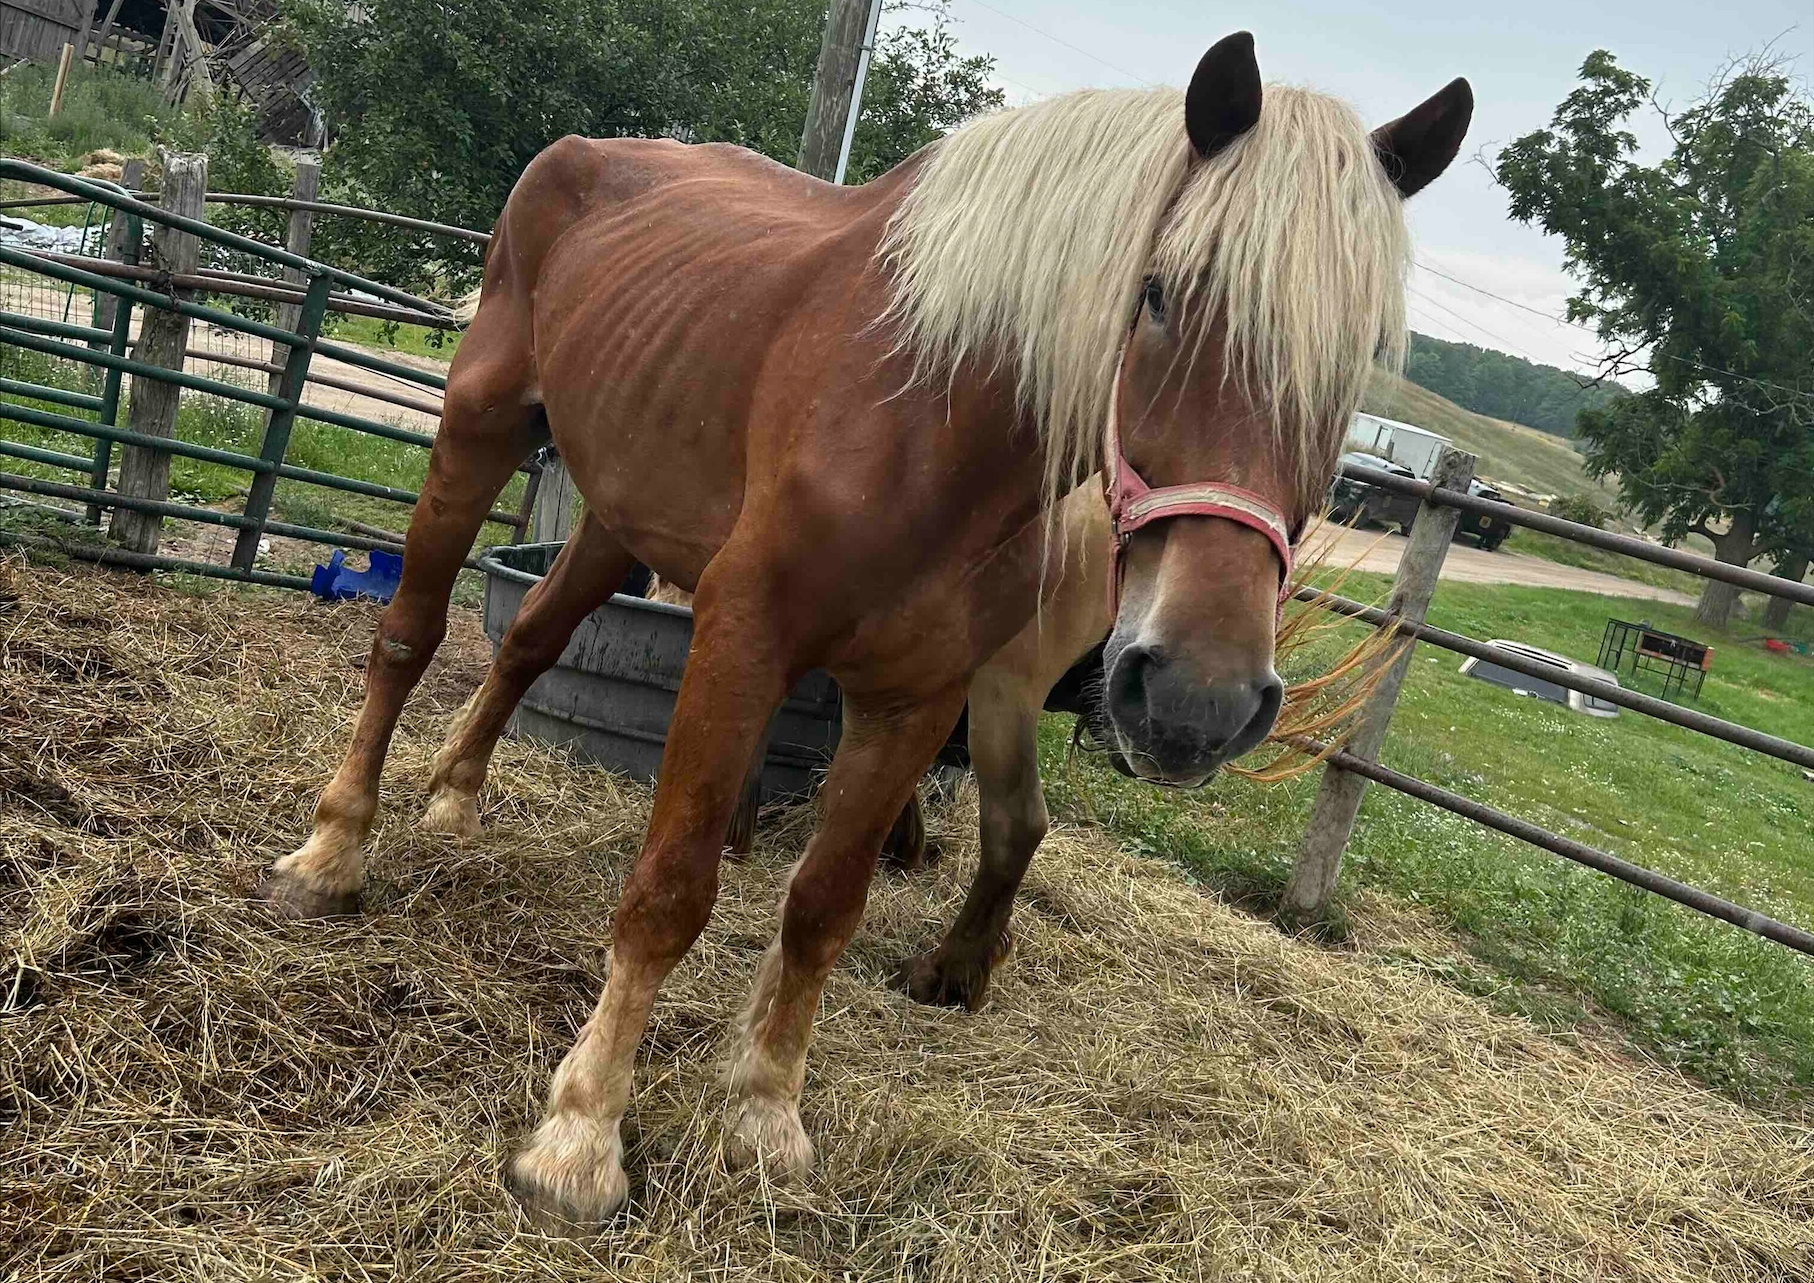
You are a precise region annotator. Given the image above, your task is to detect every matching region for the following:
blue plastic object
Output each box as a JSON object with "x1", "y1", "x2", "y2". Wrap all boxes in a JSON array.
[{"x1": 310, "y1": 548, "x2": 402, "y2": 603}]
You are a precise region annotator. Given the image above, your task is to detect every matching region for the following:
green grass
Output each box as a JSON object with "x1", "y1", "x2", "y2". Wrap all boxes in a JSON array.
[
  {"x1": 0, "y1": 63, "x2": 173, "y2": 171},
  {"x1": 1045, "y1": 576, "x2": 1814, "y2": 1110},
  {"x1": 329, "y1": 315, "x2": 463, "y2": 362}
]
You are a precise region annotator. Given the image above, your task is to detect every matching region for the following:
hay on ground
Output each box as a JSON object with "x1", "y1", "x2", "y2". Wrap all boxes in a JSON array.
[{"x1": 2, "y1": 556, "x2": 1812, "y2": 1281}]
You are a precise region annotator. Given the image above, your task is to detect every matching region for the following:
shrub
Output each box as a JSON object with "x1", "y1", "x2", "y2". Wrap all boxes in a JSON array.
[{"x1": 1548, "y1": 492, "x2": 1610, "y2": 529}]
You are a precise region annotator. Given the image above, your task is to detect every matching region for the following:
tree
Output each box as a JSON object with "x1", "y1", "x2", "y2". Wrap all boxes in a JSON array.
[
  {"x1": 1495, "y1": 51, "x2": 1814, "y2": 627},
  {"x1": 1402, "y1": 332, "x2": 1630, "y2": 438},
  {"x1": 282, "y1": 0, "x2": 1001, "y2": 292}
]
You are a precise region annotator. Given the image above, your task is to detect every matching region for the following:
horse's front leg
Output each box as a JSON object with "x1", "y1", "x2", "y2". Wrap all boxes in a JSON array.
[
  {"x1": 505, "y1": 577, "x2": 789, "y2": 1232},
  {"x1": 723, "y1": 686, "x2": 968, "y2": 1175},
  {"x1": 897, "y1": 665, "x2": 1046, "y2": 1009}
]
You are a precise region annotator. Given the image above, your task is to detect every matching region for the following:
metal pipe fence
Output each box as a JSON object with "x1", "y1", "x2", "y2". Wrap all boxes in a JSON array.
[
  {"x1": 2, "y1": 189, "x2": 494, "y2": 247},
  {"x1": 1287, "y1": 448, "x2": 1814, "y2": 959},
  {"x1": 1294, "y1": 739, "x2": 1814, "y2": 958},
  {"x1": 1339, "y1": 460, "x2": 1814, "y2": 607},
  {"x1": 0, "y1": 159, "x2": 533, "y2": 583}
]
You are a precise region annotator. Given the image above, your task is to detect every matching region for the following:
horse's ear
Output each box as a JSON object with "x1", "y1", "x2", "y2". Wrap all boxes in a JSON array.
[
  {"x1": 1371, "y1": 78, "x2": 1474, "y2": 198},
  {"x1": 1185, "y1": 32, "x2": 1262, "y2": 160}
]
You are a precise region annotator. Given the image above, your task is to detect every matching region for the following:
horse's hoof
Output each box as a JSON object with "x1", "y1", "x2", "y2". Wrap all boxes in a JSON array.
[
  {"x1": 723, "y1": 1094, "x2": 813, "y2": 1180},
  {"x1": 418, "y1": 787, "x2": 483, "y2": 839},
  {"x1": 896, "y1": 949, "x2": 990, "y2": 1010},
  {"x1": 896, "y1": 931, "x2": 1011, "y2": 1011},
  {"x1": 505, "y1": 1115, "x2": 627, "y2": 1235},
  {"x1": 254, "y1": 867, "x2": 361, "y2": 919}
]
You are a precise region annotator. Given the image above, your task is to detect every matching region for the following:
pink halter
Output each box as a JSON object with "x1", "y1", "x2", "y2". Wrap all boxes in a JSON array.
[{"x1": 1102, "y1": 341, "x2": 1296, "y2": 617}]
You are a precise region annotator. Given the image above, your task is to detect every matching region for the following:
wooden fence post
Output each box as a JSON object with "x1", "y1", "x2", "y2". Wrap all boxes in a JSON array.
[
  {"x1": 528, "y1": 447, "x2": 577, "y2": 544},
  {"x1": 798, "y1": 0, "x2": 872, "y2": 180},
  {"x1": 109, "y1": 150, "x2": 205, "y2": 555},
  {"x1": 265, "y1": 158, "x2": 319, "y2": 409},
  {"x1": 47, "y1": 42, "x2": 74, "y2": 118},
  {"x1": 1281, "y1": 445, "x2": 1477, "y2": 923}
]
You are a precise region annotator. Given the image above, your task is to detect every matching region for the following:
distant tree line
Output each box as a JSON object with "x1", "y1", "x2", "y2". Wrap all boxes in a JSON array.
[{"x1": 1402, "y1": 332, "x2": 1628, "y2": 439}]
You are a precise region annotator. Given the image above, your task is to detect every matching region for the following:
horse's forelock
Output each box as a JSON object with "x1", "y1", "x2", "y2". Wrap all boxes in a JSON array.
[{"x1": 879, "y1": 84, "x2": 1410, "y2": 518}]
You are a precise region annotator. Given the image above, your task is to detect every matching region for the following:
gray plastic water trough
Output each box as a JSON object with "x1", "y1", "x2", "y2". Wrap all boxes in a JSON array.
[{"x1": 476, "y1": 543, "x2": 841, "y2": 800}]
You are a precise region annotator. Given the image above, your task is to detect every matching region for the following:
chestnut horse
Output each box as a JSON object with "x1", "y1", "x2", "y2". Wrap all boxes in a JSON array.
[{"x1": 260, "y1": 33, "x2": 1470, "y2": 1229}]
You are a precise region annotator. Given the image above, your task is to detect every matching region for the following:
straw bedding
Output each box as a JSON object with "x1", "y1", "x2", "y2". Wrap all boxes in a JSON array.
[{"x1": 3, "y1": 556, "x2": 1811, "y2": 1281}]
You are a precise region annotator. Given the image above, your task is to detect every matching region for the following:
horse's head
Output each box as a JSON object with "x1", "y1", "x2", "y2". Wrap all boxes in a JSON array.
[{"x1": 1100, "y1": 33, "x2": 1472, "y2": 785}]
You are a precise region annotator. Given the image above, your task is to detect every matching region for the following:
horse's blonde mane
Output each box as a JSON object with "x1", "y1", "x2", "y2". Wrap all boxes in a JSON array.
[{"x1": 879, "y1": 85, "x2": 1410, "y2": 513}]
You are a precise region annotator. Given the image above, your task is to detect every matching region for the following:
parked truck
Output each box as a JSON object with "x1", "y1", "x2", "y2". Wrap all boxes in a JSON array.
[{"x1": 1335, "y1": 414, "x2": 1511, "y2": 551}]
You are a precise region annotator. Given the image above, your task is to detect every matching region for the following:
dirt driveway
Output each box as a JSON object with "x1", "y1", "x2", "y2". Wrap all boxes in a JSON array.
[
  {"x1": 1317, "y1": 525, "x2": 1697, "y2": 606},
  {"x1": 184, "y1": 322, "x2": 445, "y2": 435}
]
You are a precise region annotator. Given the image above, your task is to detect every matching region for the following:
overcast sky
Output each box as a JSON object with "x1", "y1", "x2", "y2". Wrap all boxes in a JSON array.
[{"x1": 886, "y1": 0, "x2": 1811, "y2": 377}]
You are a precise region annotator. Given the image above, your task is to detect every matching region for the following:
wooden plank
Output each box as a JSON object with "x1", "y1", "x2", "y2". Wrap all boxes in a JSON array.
[
  {"x1": 0, "y1": 5, "x2": 79, "y2": 64},
  {"x1": 88, "y1": 0, "x2": 122, "y2": 63},
  {"x1": 0, "y1": 0, "x2": 85, "y2": 25},
  {"x1": 168, "y1": 0, "x2": 211, "y2": 102}
]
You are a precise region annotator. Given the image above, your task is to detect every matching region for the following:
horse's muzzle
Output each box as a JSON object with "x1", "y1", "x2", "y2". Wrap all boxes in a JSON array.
[{"x1": 1102, "y1": 640, "x2": 1283, "y2": 782}]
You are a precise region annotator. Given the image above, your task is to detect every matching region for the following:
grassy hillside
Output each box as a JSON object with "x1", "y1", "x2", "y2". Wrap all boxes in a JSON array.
[{"x1": 1363, "y1": 369, "x2": 1619, "y2": 505}]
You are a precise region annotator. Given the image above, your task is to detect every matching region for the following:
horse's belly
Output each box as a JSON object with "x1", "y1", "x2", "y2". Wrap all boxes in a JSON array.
[{"x1": 531, "y1": 228, "x2": 804, "y2": 585}]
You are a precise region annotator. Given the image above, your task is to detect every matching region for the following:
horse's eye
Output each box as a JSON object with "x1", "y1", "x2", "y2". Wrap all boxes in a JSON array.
[{"x1": 1143, "y1": 276, "x2": 1166, "y2": 321}]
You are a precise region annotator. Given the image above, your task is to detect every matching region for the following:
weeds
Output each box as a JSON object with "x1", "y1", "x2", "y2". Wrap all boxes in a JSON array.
[{"x1": 0, "y1": 63, "x2": 175, "y2": 167}]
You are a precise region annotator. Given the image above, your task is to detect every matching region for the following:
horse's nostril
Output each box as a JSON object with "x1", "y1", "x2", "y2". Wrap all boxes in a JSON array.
[
  {"x1": 1108, "y1": 643, "x2": 1165, "y2": 723},
  {"x1": 1237, "y1": 674, "x2": 1285, "y2": 750}
]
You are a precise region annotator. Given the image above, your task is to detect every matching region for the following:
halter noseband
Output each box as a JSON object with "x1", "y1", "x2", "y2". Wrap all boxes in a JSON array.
[{"x1": 1102, "y1": 341, "x2": 1296, "y2": 618}]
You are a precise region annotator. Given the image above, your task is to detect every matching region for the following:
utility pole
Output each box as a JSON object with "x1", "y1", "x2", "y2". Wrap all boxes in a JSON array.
[{"x1": 798, "y1": 0, "x2": 881, "y2": 182}]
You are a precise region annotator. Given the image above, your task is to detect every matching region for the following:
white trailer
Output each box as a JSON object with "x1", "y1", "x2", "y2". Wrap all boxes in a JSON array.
[{"x1": 1346, "y1": 412, "x2": 1452, "y2": 480}]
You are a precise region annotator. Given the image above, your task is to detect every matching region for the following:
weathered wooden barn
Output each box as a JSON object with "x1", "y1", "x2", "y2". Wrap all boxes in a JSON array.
[
  {"x1": 0, "y1": 0, "x2": 87, "y2": 66},
  {"x1": 0, "y1": 0, "x2": 318, "y2": 145}
]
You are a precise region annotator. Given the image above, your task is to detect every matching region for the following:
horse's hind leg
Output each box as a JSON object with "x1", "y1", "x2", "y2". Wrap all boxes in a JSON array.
[
  {"x1": 896, "y1": 665, "x2": 1046, "y2": 1010},
  {"x1": 421, "y1": 511, "x2": 634, "y2": 836},
  {"x1": 258, "y1": 342, "x2": 542, "y2": 918},
  {"x1": 723, "y1": 686, "x2": 966, "y2": 1175}
]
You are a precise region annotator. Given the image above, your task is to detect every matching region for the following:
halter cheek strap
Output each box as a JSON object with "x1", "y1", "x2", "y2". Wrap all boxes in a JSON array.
[{"x1": 1102, "y1": 342, "x2": 1296, "y2": 618}]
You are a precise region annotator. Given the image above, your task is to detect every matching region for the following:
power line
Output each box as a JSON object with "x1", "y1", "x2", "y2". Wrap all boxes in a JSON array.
[
  {"x1": 1415, "y1": 259, "x2": 1598, "y2": 334},
  {"x1": 955, "y1": 0, "x2": 1156, "y2": 87},
  {"x1": 990, "y1": 71, "x2": 1051, "y2": 102},
  {"x1": 1413, "y1": 260, "x2": 1814, "y2": 405},
  {"x1": 1408, "y1": 286, "x2": 1555, "y2": 368}
]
